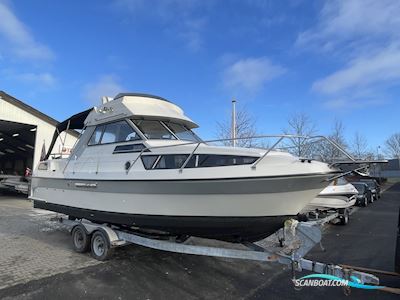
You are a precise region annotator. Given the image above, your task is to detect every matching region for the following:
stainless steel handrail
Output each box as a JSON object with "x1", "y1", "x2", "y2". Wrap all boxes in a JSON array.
[
  {"x1": 251, "y1": 136, "x2": 285, "y2": 169},
  {"x1": 125, "y1": 134, "x2": 355, "y2": 174}
]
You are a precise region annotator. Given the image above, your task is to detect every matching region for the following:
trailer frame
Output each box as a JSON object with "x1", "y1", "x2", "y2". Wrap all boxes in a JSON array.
[{"x1": 54, "y1": 215, "x2": 380, "y2": 290}]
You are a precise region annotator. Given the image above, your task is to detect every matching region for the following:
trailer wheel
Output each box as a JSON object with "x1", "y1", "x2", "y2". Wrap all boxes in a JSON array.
[
  {"x1": 362, "y1": 196, "x2": 368, "y2": 207},
  {"x1": 91, "y1": 230, "x2": 113, "y2": 261},
  {"x1": 369, "y1": 194, "x2": 374, "y2": 203},
  {"x1": 71, "y1": 225, "x2": 90, "y2": 253},
  {"x1": 339, "y1": 209, "x2": 349, "y2": 225}
]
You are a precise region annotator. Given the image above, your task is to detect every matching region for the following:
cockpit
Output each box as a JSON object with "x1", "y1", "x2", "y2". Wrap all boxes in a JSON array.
[{"x1": 87, "y1": 119, "x2": 201, "y2": 147}]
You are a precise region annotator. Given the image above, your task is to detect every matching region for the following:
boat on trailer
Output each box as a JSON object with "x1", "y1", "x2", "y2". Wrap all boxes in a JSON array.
[
  {"x1": 30, "y1": 93, "x2": 339, "y2": 242},
  {"x1": 303, "y1": 178, "x2": 358, "y2": 212}
]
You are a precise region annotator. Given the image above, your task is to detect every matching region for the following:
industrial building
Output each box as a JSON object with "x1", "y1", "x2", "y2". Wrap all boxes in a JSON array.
[{"x1": 0, "y1": 91, "x2": 78, "y2": 176}]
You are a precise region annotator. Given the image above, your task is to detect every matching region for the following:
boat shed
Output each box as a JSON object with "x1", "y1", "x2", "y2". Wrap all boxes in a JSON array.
[{"x1": 0, "y1": 91, "x2": 78, "y2": 176}]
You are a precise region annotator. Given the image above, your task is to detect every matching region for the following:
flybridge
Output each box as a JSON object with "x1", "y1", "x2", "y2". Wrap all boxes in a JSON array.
[
  {"x1": 113, "y1": 93, "x2": 172, "y2": 103},
  {"x1": 100, "y1": 93, "x2": 171, "y2": 104},
  {"x1": 84, "y1": 93, "x2": 198, "y2": 128}
]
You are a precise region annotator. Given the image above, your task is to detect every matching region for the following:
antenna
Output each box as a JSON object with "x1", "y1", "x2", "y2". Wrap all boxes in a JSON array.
[
  {"x1": 232, "y1": 99, "x2": 236, "y2": 147},
  {"x1": 101, "y1": 96, "x2": 113, "y2": 104}
]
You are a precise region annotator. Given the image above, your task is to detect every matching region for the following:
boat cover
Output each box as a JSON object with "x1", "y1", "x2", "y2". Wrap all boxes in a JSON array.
[{"x1": 45, "y1": 108, "x2": 92, "y2": 159}]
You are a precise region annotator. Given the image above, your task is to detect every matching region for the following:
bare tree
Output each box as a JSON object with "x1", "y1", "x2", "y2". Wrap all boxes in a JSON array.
[
  {"x1": 317, "y1": 119, "x2": 348, "y2": 162},
  {"x1": 384, "y1": 133, "x2": 400, "y2": 159},
  {"x1": 283, "y1": 113, "x2": 317, "y2": 157},
  {"x1": 216, "y1": 106, "x2": 258, "y2": 147},
  {"x1": 351, "y1": 132, "x2": 368, "y2": 159}
]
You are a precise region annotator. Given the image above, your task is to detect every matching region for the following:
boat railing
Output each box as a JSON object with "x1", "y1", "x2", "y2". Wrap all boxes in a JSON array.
[{"x1": 125, "y1": 134, "x2": 355, "y2": 173}]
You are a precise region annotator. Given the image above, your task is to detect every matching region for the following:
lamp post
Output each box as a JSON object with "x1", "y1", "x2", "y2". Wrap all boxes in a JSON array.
[
  {"x1": 376, "y1": 146, "x2": 381, "y2": 159},
  {"x1": 231, "y1": 99, "x2": 236, "y2": 147},
  {"x1": 376, "y1": 146, "x2": 381, "y2": 177}
]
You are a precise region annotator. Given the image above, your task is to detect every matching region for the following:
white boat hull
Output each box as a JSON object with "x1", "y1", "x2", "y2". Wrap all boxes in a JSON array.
[
  {"x1": 31, "y1": 173, "x2": 332, "y2": 242},
  {"x1": 302, "y1": 195, "x2": 357, "y2": 213},
  {"x1": 31, "y1": 174, "x2": 330, "y2": 217}
]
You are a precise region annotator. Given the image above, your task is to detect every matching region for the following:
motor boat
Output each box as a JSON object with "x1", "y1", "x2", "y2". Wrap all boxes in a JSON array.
[
  {"x1": 302, "y1": 178, "x2": 358, "y2": 213},
  {"x1": 0, "y1": 175, "x2": 30, "y2": 194},
  {"x1": 30, "y1": 93, "x2": 339, "y2": 242}
]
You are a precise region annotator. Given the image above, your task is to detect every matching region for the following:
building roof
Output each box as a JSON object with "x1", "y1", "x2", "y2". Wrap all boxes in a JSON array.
[{"x1": 0, "y1": 91, "x2": 79, "y2": 138}]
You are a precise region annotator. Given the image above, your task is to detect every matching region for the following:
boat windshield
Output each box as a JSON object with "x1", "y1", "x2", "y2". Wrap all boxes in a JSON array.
[
  {"x1": 164, "y1": 122, "x2": 200, "y2": 142},
  {"x1": 132, "y1": 120, "x2": 176, "y2": 140},
  {"x1": 352, "y1": 183, "x2": 365, "y2": 193}
]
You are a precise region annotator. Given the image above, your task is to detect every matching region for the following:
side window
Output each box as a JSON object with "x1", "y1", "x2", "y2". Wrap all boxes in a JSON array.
[
  {"x1": 154, "y1": 155, "x2": 189, "y2": 169},
  {"x1": 88, "y1": 125, "x2": 105, "y2": 145},
  {"x1": 119, "y1": 122, "x2": 141, "y2": 142},
  {"x1": 101, "y1": 122, "x2": 119, "y2": 144},
  {"x1": 185, "y1": 155, "x2": 258, "y2": 168},
  {"x1": 90, "y1": 120, "x2": 141, "y2": 145},
  {"x1": 141, "y1": 155, "x2": 159, "y2": 169},
  {"x1": 113, "y1": 144, "x2": 147, "y2": 154},
  {"x1": 141, "y1": 154, "x2": 258, "y2": 170}
]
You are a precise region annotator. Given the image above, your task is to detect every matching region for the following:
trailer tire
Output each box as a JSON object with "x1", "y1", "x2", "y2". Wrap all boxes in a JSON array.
[
  {"x1": 91, "y1": 230, "x2": 113, "y2": 261},
  {"x1": 339, "y1": 209, "x2": 349, "y2": 225},
  {"x1": 71, "y1": 225, "x2": 90, "y2": 253},
  {"x1": 362, "y1": 196, "x2": 368, "y2": 207}
]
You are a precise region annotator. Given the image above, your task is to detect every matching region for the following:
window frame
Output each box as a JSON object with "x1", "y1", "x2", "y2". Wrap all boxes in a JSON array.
[
  {"x1": 162, "y1": 121, "x2": 201, "y2": 142},
  {"x1": 88, "y1": 125, "x2": 106, "y2": 146},
  {"x1": 87, "y1": 119, "x2": 142, "y2": 147},
  {"x1": 141, "y1": 154, "x2": 259, "y2": 170},
  {"x1": 112, "y1": 143, "x2": 149, "y2": 154},
  {"x1": 187, "y1": 154, "x2": 258, "y2": 168},
  {"x1": 131, "y1": 119, "x2": 178, "y2": 141}
]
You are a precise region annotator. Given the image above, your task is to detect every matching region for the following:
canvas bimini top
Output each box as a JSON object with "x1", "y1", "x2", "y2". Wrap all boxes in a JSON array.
[{"x1": 85, "y1": 93, "x2": 198, "y2": 129}]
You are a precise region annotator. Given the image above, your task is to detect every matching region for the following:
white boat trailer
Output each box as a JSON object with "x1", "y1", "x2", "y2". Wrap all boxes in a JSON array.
[
  {"x1": 305, "y1": 208, "x2": 350, "y2": 226},
  {"x1": 55, "y1": 214, "x2": 381, "y2": 293}
]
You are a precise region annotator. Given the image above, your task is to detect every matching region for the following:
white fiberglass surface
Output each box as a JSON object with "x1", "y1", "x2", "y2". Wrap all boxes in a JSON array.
[{"x1": 319, "y1": 183, "x2": 358, "y2": 196}]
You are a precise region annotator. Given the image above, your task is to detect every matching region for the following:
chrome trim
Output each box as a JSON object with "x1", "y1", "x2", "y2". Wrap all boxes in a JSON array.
[{"x1": 74, "y1": 182, "x2": 97, "y2": 188}]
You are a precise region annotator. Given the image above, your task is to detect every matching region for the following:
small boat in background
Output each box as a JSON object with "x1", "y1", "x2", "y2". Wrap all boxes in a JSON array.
[
  {"x1": 304, "y1": 178, "x2": 358, "y2": 211},
  {"x1": 0, "y1": 175, "x2": 30, "y2": 194}
]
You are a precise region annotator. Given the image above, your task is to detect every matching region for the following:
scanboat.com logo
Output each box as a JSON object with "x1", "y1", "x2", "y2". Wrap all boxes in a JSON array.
[{"x1": 293, "y1": 274, "x2": 385, "y2": 290}]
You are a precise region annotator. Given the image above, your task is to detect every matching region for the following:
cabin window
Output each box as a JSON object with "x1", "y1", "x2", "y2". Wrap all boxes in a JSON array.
[
  {"x1": 154, "y1": 154, "x2": 189, "y2": 169},
  {"x1": 113, "y1": 143, "x2": 148, "y2": 154},
  {"x1": 185, "y1": 155, "x2": 258, "y2": 168},
  {"x1": 141, "y1": 155, "x2": 159, "y2": 169},
  {"x1": 101, "y1": 121, "x2": 141, "y2": 144},
  {"x1": 88, "y1": 125, "x2": 105, "y2": 145},
  {"x1": 141, "y1": 154, "x2": 258, "y2": 170},
  {"x1": 132, "y1": 120, "x2": 176, "y2": 140},
  {"x1": 164, "y1": 122, "x2": 200, "y2": 142},
  {"x1": 88, "y1": 120, "x2": 141, "y2": 145}
]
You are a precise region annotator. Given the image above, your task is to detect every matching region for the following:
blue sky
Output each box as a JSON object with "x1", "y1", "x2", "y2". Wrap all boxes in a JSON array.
[{"x1": 0, "y1": 0, "x2": 399, "y2": 153}]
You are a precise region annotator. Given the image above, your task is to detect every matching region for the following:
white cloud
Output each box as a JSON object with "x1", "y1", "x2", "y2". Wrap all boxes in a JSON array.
[
  {"x1": 83, "y1": 75, "x2": 125, "y2": 104},
  {"x1": 324, "y1": 97, "x2": 388, "y2": 110},
  {"x1": 0, "y1": 1, "x2": 54, "y2": 61},
  {"x1": 298, "y1": 0, "x2": 400, "y2": 109},
  {"x1": 297, "y1": 0, "x2": 400, "y2": 50},
  {"x1": 179, "y1": 18, "x2": 206, "y2": 52},
  {"x1": 223, "y1": 57, "x2": 286, "y2": 92},
  {"x1": 112, "y1": 0, "x2": 210, "y2": 52},
  {"x1": 313, "y1": 44, "x2": 400, "y2": 94},
  {"x1": 16, "y1": 72, "x2": 56, "y2": 87}
]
